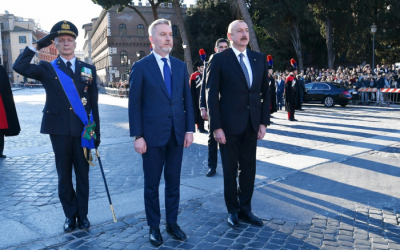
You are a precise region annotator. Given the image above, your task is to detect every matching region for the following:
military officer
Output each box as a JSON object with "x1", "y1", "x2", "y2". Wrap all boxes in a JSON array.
[
  {"x1": 13, "y1": 21, "x2": 100, "y2": 232},
  {"x1": 284, "y1": 59, "x2": 301, "y2": 121}
]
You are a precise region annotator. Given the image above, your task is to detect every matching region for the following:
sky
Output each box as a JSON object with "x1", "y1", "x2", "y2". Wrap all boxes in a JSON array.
[{"x1": 2, "y1": 0, "x2": 196, "y2": 50}]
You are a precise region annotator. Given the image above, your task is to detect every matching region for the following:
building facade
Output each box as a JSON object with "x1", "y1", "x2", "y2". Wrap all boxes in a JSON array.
[
  {"x1": 89, "y1": 4, "x2": 186, "y2": 83},
  {"x1": 82, "y1": 22, "x2": 93, "y2": 64},
  {"x1": 36, "y1": 29, "x2": 58, "y2": 62},
  {"x1": 0, "y1": 13, "x2": 39, "y2": 83}
]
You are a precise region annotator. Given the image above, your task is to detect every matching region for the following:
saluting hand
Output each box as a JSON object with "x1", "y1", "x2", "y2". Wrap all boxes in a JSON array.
[
  {"x1": 184, "y1": 133, "x2": 193, "y2": 148},
  {"x1": 134, "y1": 138, "x2": 147, "y2": 154},
  {"x1": 214, "y1": 128, "x2": 226, "y2": 144},
  {"x1": 258, "y1": 124, "x2": 266, "y2": 140}
]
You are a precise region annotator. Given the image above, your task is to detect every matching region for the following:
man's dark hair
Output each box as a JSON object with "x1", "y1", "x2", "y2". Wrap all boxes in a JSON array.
[{"x1": 215, "y1": 38, "x2": 229, "y2": 48}]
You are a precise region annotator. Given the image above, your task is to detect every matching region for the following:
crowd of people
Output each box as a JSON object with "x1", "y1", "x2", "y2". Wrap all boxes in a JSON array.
[{"x1": 272, "y1": 64, "x2": 400, "y2": 89}]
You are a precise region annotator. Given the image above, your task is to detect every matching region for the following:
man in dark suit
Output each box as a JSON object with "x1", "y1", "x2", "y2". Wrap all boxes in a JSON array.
[
  {"x1": 129, "y1": 19, "x2": 195, "y2": 246},
  {"x1": 206, "y1": 20, "x2": 270, "y2": 227},
  {"x1": 13, "y1": 21, "x2": 100, "y2": 231},
  {"x1": 276, "y1": 75, "x2": 285, "y2": 110},
  {"x1": 199, "y1": 38, "x2": 229, "y2": 177}
]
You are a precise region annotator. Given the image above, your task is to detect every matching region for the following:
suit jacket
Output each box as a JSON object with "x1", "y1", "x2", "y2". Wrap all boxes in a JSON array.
[
  {"x1": 128, "y1": 53, "x2": 195, "y2": 147},
  {"x1": 206, "y1": 48, "x2": 270, "y2": 134},
  {"x1": 276, "y1": 79, "x2": 285, "y2": 94},
  {"x1": 199, "y1": 61, "x2": 209, "y2": 111},
  {"x1": 12, "y1": 47, "x2": 100, "y2": 137}
]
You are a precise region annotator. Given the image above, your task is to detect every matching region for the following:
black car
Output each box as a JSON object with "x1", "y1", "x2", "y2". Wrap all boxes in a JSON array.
[{"x1": 304, "y1": 82, "x2": 352, "y2": 107}]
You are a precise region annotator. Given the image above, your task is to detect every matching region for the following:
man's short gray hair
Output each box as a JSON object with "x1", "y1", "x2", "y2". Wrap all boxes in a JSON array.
[
  {"x1": 227, "y1": 20, "x2": 246, "y2": 34},
  {"x1": 148, "y1": 19, "x2": 172, "y2": 37}
]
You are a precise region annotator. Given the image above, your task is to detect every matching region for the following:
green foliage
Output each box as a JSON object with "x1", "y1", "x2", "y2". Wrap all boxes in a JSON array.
[
  {"x1": 185, "y1": 0, "x2": 233, "y2": 63},
  {"x1": 91, "y1": 0, "x2": 132, "y2": 11}
]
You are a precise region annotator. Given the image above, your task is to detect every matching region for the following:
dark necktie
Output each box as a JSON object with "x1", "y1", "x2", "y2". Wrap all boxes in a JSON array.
[
  {"x1": 66, "y1": 61, "x2": 74, "y2": 77},
  {"x1": 239, "y1": 53, "x2": 251, "y2": 88},
  {"x1": 161, "y1": 58, "x2": 172, "y2": 98}
]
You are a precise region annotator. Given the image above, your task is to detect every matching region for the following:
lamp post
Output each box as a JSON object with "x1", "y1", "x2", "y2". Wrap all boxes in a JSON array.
[
  {"x1": 371, "y1": 23, "x2": 377, "y2": 71},
  {"x1": 182, "y1": 41, "x2": 187, "y2": 63}
]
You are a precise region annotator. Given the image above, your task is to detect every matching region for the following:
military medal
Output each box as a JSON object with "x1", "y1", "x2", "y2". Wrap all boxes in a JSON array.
[
  {"x1": 81, "y1": 67, "x2": 93, "y2": 83},
  {"x1": 84, "y1": 86, "x2": 88, "y2": 93},
  {"x1": 81, "y1": 97, "x2": 87, "y2": 106}
]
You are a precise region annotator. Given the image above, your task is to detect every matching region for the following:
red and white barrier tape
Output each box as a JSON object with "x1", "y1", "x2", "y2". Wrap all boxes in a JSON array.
[{"x1": 358, "y1": 88, "x2": 400, "y2": 93}]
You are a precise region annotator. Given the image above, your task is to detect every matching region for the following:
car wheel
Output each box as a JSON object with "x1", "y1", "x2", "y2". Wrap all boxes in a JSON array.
[{"x1": 323, "y1": 96, "x2": 335, "y2": 107}]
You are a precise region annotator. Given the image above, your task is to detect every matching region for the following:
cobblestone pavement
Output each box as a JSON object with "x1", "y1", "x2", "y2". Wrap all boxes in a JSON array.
[{"x1": 1, "y1": 89, "x2": 400, "y2": 249}]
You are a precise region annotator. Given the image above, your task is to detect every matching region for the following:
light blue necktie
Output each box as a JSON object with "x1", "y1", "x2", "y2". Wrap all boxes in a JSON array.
[
  {"x1": 161, "y1": 58, "x2": 172, "y2": 98},
  {"x1": 239, "y1": 53, "x2": 250, "y2": 88}
]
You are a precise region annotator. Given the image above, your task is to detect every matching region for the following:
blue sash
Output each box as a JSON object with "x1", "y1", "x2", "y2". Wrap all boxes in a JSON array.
[{"x1": 50, "y1": 59, "x2": 96, "y2": 149}]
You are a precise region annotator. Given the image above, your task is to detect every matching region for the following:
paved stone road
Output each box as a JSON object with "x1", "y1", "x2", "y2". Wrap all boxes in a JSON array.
[{"x1": 1, "y1": 88, "x2": 400, "y2": 249}]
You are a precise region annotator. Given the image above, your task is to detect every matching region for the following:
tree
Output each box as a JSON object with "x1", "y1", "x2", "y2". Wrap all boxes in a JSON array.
[
  {"x1": 91, "y1": 0, "x2": 169, "y2": 28},
  {"x1": 185, "y1": 0, "x2": 232, "y2": 60},
  {"x1": 172, "y1": 0, "x2": 193, "y2": 76},
  {"x1": 257, "y1": 0, "x2": 313, "y2": 71},
  {"x1": 226, "y1": 0, "x2": 260, "y2": 52}
]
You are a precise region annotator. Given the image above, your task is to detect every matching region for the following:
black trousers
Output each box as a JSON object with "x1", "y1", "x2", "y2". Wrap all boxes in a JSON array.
[
  {"x1": 219, "y1": 120, "x2": 257, "y2": 214},
  {"x1": 0, "y1": 130, "x2": 4, "y2": 155},
  {"x1": 50, "y1": 135, "x2": 90, "y2": 218},
  {"x1": 208, "y1": 125, "x2": 218, "y2": 169},
  {"x1": 142, "y1": 130, "x2": 184, "y2": 227}
]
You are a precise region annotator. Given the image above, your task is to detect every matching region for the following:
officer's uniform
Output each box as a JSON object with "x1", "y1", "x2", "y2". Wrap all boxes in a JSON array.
[
  {"x1": 12, "y1": 21, "x2": 100, "y2": 229},
  {"x1": 284, "y1": 59, "x2": 300, "y2": 121}
]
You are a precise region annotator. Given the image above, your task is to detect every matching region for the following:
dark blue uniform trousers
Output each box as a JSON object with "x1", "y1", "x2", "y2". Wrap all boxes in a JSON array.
[
  {"x1": 142, "y1": 130, "x2": 183, "y2": 227},
  {"x1": 50, "y1": 135, "x2": 89, "y2": 218}
]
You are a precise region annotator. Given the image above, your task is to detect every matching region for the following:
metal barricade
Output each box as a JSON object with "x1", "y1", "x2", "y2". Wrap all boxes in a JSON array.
[
  {"x1": 104, "y1": 87, "x2": 128, "y2": 98},
  {"x1": 381, "y1": 88, "x2": 400, "y2": 105},
  {"x1": 358, "y1": 87, "x2": 400, "y2": 106}
]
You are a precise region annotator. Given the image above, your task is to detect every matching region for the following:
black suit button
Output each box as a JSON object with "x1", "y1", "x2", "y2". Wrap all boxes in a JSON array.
[{"x1": 168, "y1": 116, "x2": 171, "y2": 118}]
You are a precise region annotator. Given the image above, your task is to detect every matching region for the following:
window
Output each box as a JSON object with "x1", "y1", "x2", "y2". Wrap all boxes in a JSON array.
[
  {"x1": 137, "y1": 50, "x2": 145, "y2": 60},
  {"x1": 312, "y1": 83, "x2": 330, "y2": 90},
  {"x1": 172, "y1": 25, "x2": 179, "y2": 38},
  {"x1": 120, "y1": 51, "x2": 128, "y2": 66},
  {"x1": 137, "y1": 24, "x2": 144, "y2": 37},
  {"x1": 119, "y1": 24, "x2": 127, "y2": 36},
  {"x1": 19, "y1": 36, "x2": 26, "y2": 43},
  {"x1": 305, "y1": 84, "x2": 313, "y2": 90}
]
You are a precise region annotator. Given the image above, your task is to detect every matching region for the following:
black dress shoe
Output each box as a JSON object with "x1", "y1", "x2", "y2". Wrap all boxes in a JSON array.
[
  {"x1": 64, "y1": 216, "x2": 76, "y2": 232},
  {"x1": 77, "y1": 216, "x2": 90, "y2": 229},
  {"x1": 166, "y1": 223, "x2": 186, "y2": 241},
  {"x1": 0, "y1": 154, "x2": 6, "y2": 158},
  {"x1": 198, "y1": 128, "x2": 208, "y2": 134},
  {"x1": 289, "y1": 119, "x2": 298, "y2": 121},
  {"x1": 149, "y1": 226, "x2": 163, "y2": 246},
  {"x1": 206, "y1": 168, "x2": 216, "y2": 177},
  {"x1": 227, "y1": 213, "x2": 239, "y2": 227},
  {"x1": 238, "y1": 211, "x2": 263, "y2": 226}
]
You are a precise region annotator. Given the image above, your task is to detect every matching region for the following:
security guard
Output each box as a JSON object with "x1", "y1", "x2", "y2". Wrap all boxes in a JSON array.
[{"x1": 13, "y1": 21, "x2": 100, "y2": 232}]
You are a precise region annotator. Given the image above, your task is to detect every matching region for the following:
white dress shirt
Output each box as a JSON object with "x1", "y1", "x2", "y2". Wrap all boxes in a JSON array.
[
  {"x1": 59, "y1": 56, "x2": 76, "y2": 73},
  {"x1": 231, "y1": 46, "x2": 253, "y2": 87},
  {"x1": 152, "y1": 51, "x2": 193, "y2": 133},
  {"x1": 153, "y1": 51, "x2": 171, "y2": 79}
]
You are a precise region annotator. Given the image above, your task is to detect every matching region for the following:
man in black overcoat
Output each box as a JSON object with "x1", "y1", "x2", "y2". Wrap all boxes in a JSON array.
[{"x1": 0, "y1": 65, "x2": 21, "y2": 158}]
